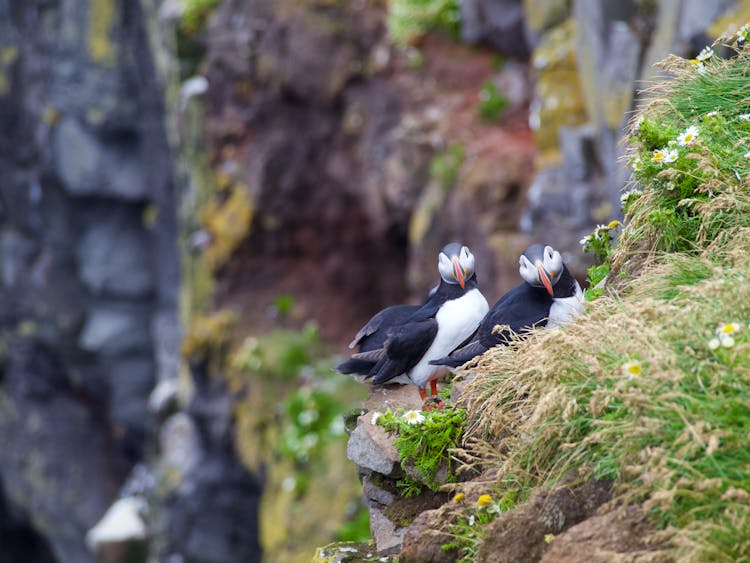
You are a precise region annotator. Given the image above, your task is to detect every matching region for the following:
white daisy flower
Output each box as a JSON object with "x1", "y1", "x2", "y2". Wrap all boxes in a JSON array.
[
  {"x1": 631, "y1": 156, "x2": 642, "y2": 171},
  {"x1": 402, "y1": 410, "x2": 425, "y2": 425},
  {"x1": 708, "y1": 338, "x2": 721, "y2": 351},
  {"x1": 738, "y1": 113, "x2": 750, "y2": 121},
  {"x1": 721, "y1": 335, "x2": 735, "y2": 348},
  {"x1": 620, "y1": 188, "x2": 642, "y2": 204},
  {"x1": 705, "y1": 111, "x2": 718, "y2": 118},
  {"x1": 717, "y1": 323, "x2": 742, "y2": 336},
  {"x1": 468, "y1": 514, "x2": 475, "y2": 526},
  {"x1": 652, "y1": 148, "x2": 678, "y2": 164},
  {"x1": 622, "y1": 360, "x2": 642, "y2": 379},
  {"x1": 579, "y1": 235, "x2": 591, "y2": 246},
  {"x1": 676, "y1": 125, "x2": 699, "y2": 146},
  {"x1": 696, "y1": 46, "x2": 714, "y2": 61},
  {"x1": 744, "y1": 151, "x2": 750, "y2": 159}
]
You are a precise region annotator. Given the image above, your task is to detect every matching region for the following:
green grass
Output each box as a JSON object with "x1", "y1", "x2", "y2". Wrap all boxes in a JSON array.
[{"x1": 458, "y1": 41, "x2": 750, "y2": 561}]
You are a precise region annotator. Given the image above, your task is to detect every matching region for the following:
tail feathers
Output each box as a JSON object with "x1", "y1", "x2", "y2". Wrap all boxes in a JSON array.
[
  {"x1": 336, "y1": 358, "x2": 377, "y2": 376},
  {"x1": 430, "y1": 340, "x2": 488, "y2": 368}
]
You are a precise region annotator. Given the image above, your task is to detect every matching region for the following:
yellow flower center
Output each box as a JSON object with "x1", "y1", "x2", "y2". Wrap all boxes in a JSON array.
[
  {"x1": 477, "y1": 494, "x2": 493, "y2": 507},
  {"x1": 721, "y1": 323, "x2": 738, "y2": 334},
  {"x1": 608, "y1": 220, "x2": 621, "y2": 229},
  {"x1": 652, "y1": 153, "x2": 664, "y2": 162}
]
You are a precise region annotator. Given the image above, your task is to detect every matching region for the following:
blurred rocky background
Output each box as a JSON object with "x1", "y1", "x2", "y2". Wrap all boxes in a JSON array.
[{"x1": 0, "y1": 0, "x2": 747, "y2": 562}]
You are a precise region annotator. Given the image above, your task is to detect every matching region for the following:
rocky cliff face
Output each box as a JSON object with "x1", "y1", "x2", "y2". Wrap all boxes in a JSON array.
[{"x1": 0, "y1": 1, "x2": 262, "y2": 562}]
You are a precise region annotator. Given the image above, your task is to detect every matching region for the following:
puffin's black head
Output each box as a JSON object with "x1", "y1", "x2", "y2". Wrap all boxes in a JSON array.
[
  {"x1": 437, "y1": 242, "x2": 476, "y2": 289},
  {"x1": 519, "y1": 244, "x2": 564, "y2": 296}
]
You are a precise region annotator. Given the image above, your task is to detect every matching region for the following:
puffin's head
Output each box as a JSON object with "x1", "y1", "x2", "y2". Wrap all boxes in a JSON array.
[
  {"x1": 438, "y1": 242, "x2": 475, "y2": 289},
  {"x1": 519, "y1": 244, "x2": 563, "y2": 296}
]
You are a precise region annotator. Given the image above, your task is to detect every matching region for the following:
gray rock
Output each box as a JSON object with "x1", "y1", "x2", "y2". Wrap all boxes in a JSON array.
[
  {"x1": 347, "y1": 418, "x2": 400, "y2": 476},
  {"x1": 107, "y1": 356, "x2": 155, "y2": 435},
  {"x1": 362, "y1": 474, "x2": 397, "y2": 506},
  {"x1": 1, "y1": 228, "x2": 37, "y2": 288},
  {"x1": 461, "y1": 0, "x2": 530, "y2": 57},
  {"x1": 368, "y1": 504, "x2": 406, "y2": 552},
  {"x1": 78, "y1": 305, "x2": 151, "y2": 354},
  {"x1": 53, "y1": 118, "x2": 149, "y2": 201},
  {"x1": 77, "y1": 213, "x2": 154, "y2": 298}
]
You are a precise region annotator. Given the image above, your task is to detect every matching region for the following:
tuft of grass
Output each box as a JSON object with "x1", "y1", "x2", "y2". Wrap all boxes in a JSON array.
[
  {"x1": 377, "y1": 405, "x2": 466, "y2": 495},
  {"x1": 477, "y1": 79, "x2": 508, "y2": 123}
]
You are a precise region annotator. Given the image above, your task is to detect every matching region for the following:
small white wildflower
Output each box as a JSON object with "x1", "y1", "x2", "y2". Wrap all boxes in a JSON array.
[
  {"x1": 696, "y1": 46, "x2": 714, "y2": 61},
  {"x1": 620, "y1": 188, "x2": 642, "y2": 204},
  {"x1": 721, "y1": 335, "x2": 735, "y2": 348},
  {"x1": 338, "y1": 547, "x2": 358, "y2": 554},
  {"x1": 652, "y1": 148, "x2": 678, "y2": 164},
  {"x1": 595, "y1": 223, "x2": 609, "y2": 232},
  {"x1": 744, "y1": 151, "x2": 750, "y2": 159},
  {"x1": 676, "y1": 125, "x2": 699, "y2": 146},
  {"x1": 631, "y1": 156, "x2": 642, "y2": 171},
  {"x1": 738, "y1": 23, "x2": 750, "y2": 41},
  {"x1": 708, "y1": 338, "x2": 721, "y2": 351},
  {"x1": 468, "y1": 514, "x2": 475, "y2": 526},
  {"x1": 705, "y1": 111, "x2": 718, "y2": 118},
  {"x1": 370, "y1": 411, "x2": 382, "y2": 425},
  {"x1": 739, "y1": 113, "x2": 750, "y2": 121},
  {"x1": 622, "y1": 360, "x2": 643, "y2": 379},
  {"x1": 297, "y1": 409, "x2": 319, "y2": 426},
  {"x1": 696, "y1": 63, "x2": 707, "y2": 75},
  {"x1": 579, "y1": 235, "x2": 591, "y2": 246},
  {"x1": 282, "y1": 476, "x2": 297, "y2": 491},
  {"x1": 402, "y1": 409, "x2": 425, "y2": 425}
]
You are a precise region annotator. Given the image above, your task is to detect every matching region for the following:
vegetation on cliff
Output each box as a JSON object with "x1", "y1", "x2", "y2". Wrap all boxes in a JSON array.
[{"x1": 451, "y1": 37, "x2": 750, "y2": 561}]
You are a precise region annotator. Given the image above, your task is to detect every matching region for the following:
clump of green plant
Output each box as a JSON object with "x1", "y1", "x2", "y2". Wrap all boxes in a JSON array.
[
  {"x1": 430, "y1": 143, "x2": 465, "y2": 190},
  {"x1": 616, "y1": 42, "x2": 750, "y2": 268},
  {"x1": 441, "y1": 492, "x2": 518, "y2": 562},
  {"x1": 477, "y1": 79, "x2": 508, "y2": 123},
  {"x1": 375, "y1": 405, "x2": 466, "y2": 495},
  {"x1": 579, "y1": 220, "x2": 622, "y2": 300},
  {"x1": 233, "y1": 321, "x2": 322, "y2": 380},
  {"x1": 388, "y1": 0, "x2": 461, "y2": 45}
]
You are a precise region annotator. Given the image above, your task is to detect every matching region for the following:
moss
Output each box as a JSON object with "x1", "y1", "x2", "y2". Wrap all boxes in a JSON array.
[
  {"x1": 388, "y1": 0, "x2": 461, "y2": 45},
  {"x1": 181, "y1": 309, "x2": 238, "y2": 367},
  {"x1": 88, "y1": 0, "x2": 116, "y2": 63},
  {"x1": 199, "y1": 180, "x2": 253, "y2": 271}
]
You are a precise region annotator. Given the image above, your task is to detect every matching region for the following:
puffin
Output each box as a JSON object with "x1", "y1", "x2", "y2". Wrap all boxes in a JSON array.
[
  {"x1": 431, "y1": 244, "x2": 583, "y2": 368},
  {"x1": 337, "y1": 242, "x2": 489, "y2": 402}
]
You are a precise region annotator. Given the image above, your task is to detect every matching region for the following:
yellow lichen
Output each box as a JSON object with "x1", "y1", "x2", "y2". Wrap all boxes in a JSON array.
[
  {"x1": 0, "y1": 45, "x2": 19, "y2": 96},
  {"x1": 88, "y1": 0, "x2": 116, "y2": 63},
  {"x1": 181, "y1": 309, "x2": 238, "y2": 364},
  {"x1": 199, "y1": 181, "x2": 254, "y2": 271}
]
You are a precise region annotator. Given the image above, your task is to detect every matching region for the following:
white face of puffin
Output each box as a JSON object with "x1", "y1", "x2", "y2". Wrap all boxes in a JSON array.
[
  {"x1": 519, "y1": 245, "x2": 563, "y2": 296},
  {"x1": 438, "y1": 244, "x2": 476, "y2": 288}
]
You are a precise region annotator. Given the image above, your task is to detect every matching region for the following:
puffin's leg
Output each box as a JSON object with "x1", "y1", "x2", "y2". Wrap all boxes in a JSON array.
[
  {"x1": 430, "y1": 379, "x2": 438, "y2": 397},
  {"x1": 419, "y1": 387, "x2": 427, "y2": 400}
]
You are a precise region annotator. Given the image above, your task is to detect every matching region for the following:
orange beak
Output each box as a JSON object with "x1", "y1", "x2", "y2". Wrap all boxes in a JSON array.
[
  {"x1": 537, "y1": 262, "x2": 554, "y2": 296},
  {"x1": 452, "y1": 257, "x2": 465, "y2": 289}
]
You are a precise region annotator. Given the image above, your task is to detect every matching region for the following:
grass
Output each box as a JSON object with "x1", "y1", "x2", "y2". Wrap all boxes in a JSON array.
[
  {"x1": 387, "y1": 0, "x2": 461, "y2": 45},
  {"x1": 455, "y1": 40, "x2": 750, "y2": 561}
]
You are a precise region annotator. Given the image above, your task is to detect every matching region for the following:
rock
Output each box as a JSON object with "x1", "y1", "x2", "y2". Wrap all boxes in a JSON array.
[
  {"x1": 347, "y1": 419, "x2": 401, "y2": 476},
  {"x1": 362, "y1": 474, "x2": 397, "y2": 507},
  {"x1": 400, "y1": 507, "x2": 457, "y2": 563},
  {"x1": 148, "y1": 378, "x2": 180, "y2": 418},
  {"x1": 107, "y1": 356, "x2": 155, "y2": 440},
  {"x1": 475, "y1": 477, "x2": 612, "y2": 562},
  {"x1": 78, "y1": 305, "x2": 151, "y2": 354},
  {"x1": 539, "y1": 505, "x2": 671, "y2": 562},
  {"x1": 85, "y1": 497, "x2": 148, "y2": 563},
  {"x1": 461, "y1": 0, "x2": 530, "y2": 58},
  {"x1": 369, "y1": 504, "x2": 407, "y2": 552},
  {"x1": 77, "y1": 211, "x2": 154, "y2": 298},
  {"x1": 159, "y1": 413, "x2": 203, "y2": 479},
  {"x1": 1, "y1": 228, "x2": 37, "y2": 288},
  {"x1": 53, "y1": 118, "x2": 149, "y2": 201}
]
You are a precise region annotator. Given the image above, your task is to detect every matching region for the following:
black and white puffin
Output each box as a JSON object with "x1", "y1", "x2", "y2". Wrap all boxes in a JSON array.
[
  {"x1": 337, "y1": 242, "x2": 489, "y2": 401},
  {"x1": 430, "y1": 244, "x2": 583, "y2": 368}
]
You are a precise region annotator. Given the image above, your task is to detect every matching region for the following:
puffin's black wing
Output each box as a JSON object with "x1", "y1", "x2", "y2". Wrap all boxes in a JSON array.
[
  {"x1": 348, "y1": 304, "x2": 419, "y2": 351},
  {"x1": 432, "y1": 283, "x2": 551, "y2": 367},
  {"x1": 367, "y1": 319, "x2": 438, "y2": 385}
]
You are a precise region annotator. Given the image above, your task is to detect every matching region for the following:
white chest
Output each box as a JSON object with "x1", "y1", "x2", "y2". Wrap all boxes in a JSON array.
[
  {"x1": 547, "y1": 281, "x2": 584, "y2": 328},
  {"x1": 409, "y1": 288, "x2": 489, "y2": 387}
]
